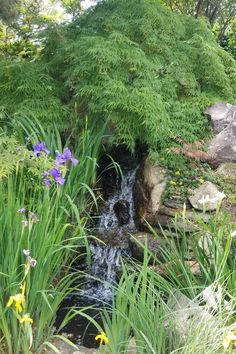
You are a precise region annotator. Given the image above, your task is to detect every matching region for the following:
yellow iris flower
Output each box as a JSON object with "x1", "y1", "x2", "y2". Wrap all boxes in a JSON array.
[
  {"x1": 6, "y1": 282, "x2": 26, "y2": 313},
  {"x1": 223, "y1": 330, "x2": 236, "y2": 349},
  {"x1": 95, "y1": 331, "x2": 109, "y2": 345},
  {"x1": 19, "y1": 314, "x2": 33, "y2": 324}
]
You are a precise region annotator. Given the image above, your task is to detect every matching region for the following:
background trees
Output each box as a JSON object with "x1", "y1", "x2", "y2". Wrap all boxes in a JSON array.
[{"x1": 162, "y1": 0, "x2": 236, "y2": 55}]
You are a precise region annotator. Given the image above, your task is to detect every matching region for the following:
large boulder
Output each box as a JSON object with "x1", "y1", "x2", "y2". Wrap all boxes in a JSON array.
[
  {"x1": 205, "y1": 102, "x2": 236, "y2": 166},
  {"x1": 135, "y1": 158, "x2": 167, "y2": 227},
  {"x1": 205, "y1": 102, "x2": 235, "y2": 134}
]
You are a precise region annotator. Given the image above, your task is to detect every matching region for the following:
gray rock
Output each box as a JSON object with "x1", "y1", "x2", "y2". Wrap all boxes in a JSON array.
[
  {"x1": 46, "y1": 339, "x2": 100, "y2": 354},
  {"x1": 216, "y1": 162, "x2": 236, "y2": 179},
  {"x1": 188, "y1": 181, "x2": 226, "y2": 211},
  {"x1": 205, "y1": 102, "x2": 236, "y2": 166},
  {"x1": 205, "y1": 102, "x2": 235, "y2": 134},
  {"x1": 129, "y1": 232, "x2": 167, "y2": 261},
  {"x1": 113, "y1": 199, "x2": 130, "y2": 226},
  {"x1": 167, "y1": 289, "x2": 215, "y2": 340},
  {"x1": 208, "y1": 124, "x2": 236, "y2": 166}
]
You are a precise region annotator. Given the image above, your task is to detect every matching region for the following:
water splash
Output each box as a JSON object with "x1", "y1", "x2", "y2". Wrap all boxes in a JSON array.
[
  {"x1": 98, "y1": 167, "x2": 138, "y2": 233},
  {"x1": 82, "y1": 244, "x2": 129, "y2": 302}
]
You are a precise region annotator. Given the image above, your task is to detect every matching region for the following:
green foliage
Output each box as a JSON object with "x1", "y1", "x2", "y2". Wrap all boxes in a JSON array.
[
  {"x1": 1, "y1": 0, "x2": 236, "y2": 153},
  {"x1": 0, "y1": 60, "x2": 68, "y2": 127},
  {"x1": 0, "y1": 0, "x2": 65, "y2": 59},
  {"x1": 59, "y1": 0, "x2": 82, "y2": 18},
  {"x1": 0, "y1": 133, "x2": 54, "y2": 180},
  {"x1": 44, "y1": 0, "x2": 236, "y2": 154},
  {"x1": 0, "y1": 122, "x2": 104, "y2": 353},
  {"x1": 101, "y1": 240, "x2": 236, "y2": 353}
]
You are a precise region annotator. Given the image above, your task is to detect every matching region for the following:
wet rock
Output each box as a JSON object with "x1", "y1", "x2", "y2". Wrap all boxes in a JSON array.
[
  {"x1": 113, "y1": 199, "x2": 130, "y2": 226},
  {"x1": 129, "y1": 232, "x2": 168, "y2": 261},
  {"x1": 188, "y1": 181, "x2": 226, "y2": 211},
  {"x1": 205, "y1": 102, "x2": 236, "y2": 166},
  {"x1": 156, "y1": 213, "x2": 198, "y2": 234},
  {"x1": 135, "y1": 158, "x2": 167, "y2": 227},
  {"x1": 93, "y1": 229, "x2": 130, "y2": 248}
]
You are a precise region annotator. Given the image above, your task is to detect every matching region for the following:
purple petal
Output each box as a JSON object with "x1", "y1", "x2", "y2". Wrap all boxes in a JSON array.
[
  {"x1": 42, "y1": 172, "x2": 49, "y2": 178},
  {"x1": 28, "y1": 256, "x2": 37, "y2": 268},
  {"x1": 63, "y1": 148, "x2": 72, "y2": 160},
  {"x1": 33, "y1": 141, "x2": 50, "y2": 156},
  {"x1": 18, "y1": 208, "x2": 26, "y2": 214},
  {"x1": 55, "y1": 176, "x2": 65, "y2": 185},
  {"x1": 43, "y1": 179, "x2": 51, "y2": 187},
  {"x1": 50, "y1": 168, "x2": 61, "y2": 178},
  {"x1": 44, "y1": 148, "x2": 50, "y2": 155},
  {"x1": 55, "y1": 154, "x2": 66, "y2": 166},
  {"x1": 71, "y1": 157, "x2": 78, "y2": 166}
]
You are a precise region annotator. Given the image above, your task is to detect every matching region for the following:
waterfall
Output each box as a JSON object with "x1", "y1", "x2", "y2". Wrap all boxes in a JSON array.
[
  {"x1": 82, "y1": 244, "x2": 129, "y2": 302},
  {"x1": 82, "y1": 166, "x2": 138, "y2": 302},
  {"x1": 98, "y1": 167, "x2": 138, "y2": 233}
]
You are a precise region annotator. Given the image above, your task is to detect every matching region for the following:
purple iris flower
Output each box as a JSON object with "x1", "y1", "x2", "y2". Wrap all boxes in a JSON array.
[
  {"x1": 33, "y1": 142, "x2": 50, "y2": 156},
  {"x1": 18, "y1": 208, "x2": 26, "y2": 214},
  {"x1": 42, "y1": 172, "x2": 49, "y2": 178},
  {"x1": 55, "y1": 148, "x2": 78, "y2": 166},
  {"x1": 41, "y1": 172, "x2": 51, "y2": 187},
  {"x1": 43, "y1": 178, "x2": 51, "y2": 187},
  {"x1": 50, "y1": 168, "x2": 65, "y2": 185}
]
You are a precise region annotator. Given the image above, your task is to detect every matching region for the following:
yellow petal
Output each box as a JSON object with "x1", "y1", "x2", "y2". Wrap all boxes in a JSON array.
[
  {"x1": 20, "y1": 282, "x2": 26, "y2": 296},
  {"x1": 223, "y1": 337, "x2": 230, "y2": 349},
  {"x1": 19, "y1": 314, "x2": 33, "y2": 324},
  {"x1": 6, "y1": 297, "x2": 14, "y2": 308}
]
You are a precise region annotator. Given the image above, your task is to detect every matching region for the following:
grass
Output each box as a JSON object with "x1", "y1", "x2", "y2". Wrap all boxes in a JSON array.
[
  {"x1": 99, "y1": 209, "x2": 236, "y2": 354},
  {"x1": 0, "y1": 119, "x2": 105, "y2": 353}
]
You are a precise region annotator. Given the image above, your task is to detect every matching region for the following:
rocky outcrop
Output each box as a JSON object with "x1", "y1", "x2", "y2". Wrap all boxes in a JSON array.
[
  {"x1": 135, "y1": 159, "x2": 167, "y2": 227},
  {"x1": 188, "y1": 181, "x2": 226, "y2": 211},
  {"x1": 205, "y1": 102, "x2": 236, "y2": 166}
]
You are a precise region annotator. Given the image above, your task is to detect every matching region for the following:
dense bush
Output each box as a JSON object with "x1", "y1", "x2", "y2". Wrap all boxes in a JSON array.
[
  {"x1": 45, "y1": 0, "x2": 236, "y2": 153},
  {"x1": 1, "y1": 0, "x2": 236, "y2": 154}
]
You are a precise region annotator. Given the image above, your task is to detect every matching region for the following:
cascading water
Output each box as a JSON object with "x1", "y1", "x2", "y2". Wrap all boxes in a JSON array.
[
  {"x1": 82, "y1": 166, "x2": 138, "y2": 302},
  {"x1": 82, "y1": 244, "x2": 128, "y2": 302},
  {"x1": 98, "y1": 167, "x2": 138, "y2": 233},
  {"x1": 56, "y1": 165, "x2": 139, "y2": 347}
]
